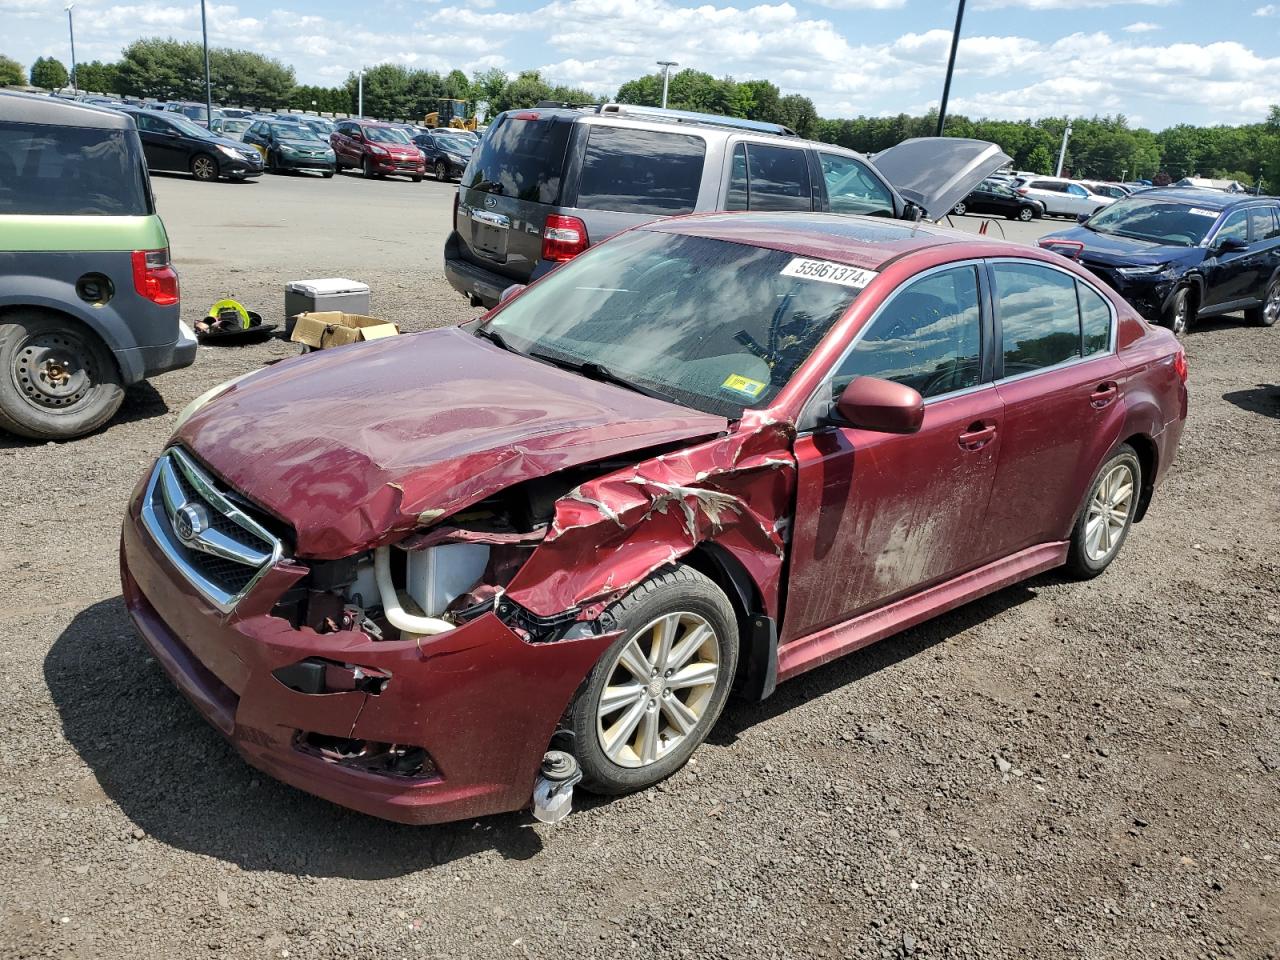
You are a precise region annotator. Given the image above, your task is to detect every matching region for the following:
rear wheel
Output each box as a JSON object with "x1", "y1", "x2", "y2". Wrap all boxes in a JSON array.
[
  {"x1": 1064, "y1": 444, "x2": 1141, "y2": 579},
  {"x1": 0, "y1": 311, "x2": 124, "y2": 440},
  {"x1": 191, "y1": 153, "x2": 218, "y2": 182},
  {"x1": 568, "y1": 565, "x2": 738, "y2": 796},
  {"x1": 1244, "y1": 276, "x2": 1279, "y2": 327},
  {"x1": 952, "y1": 201, "x2": 966, "y2": 216},
  {"x1": 1163, "y1": 286, "x2": 1193, "y2": 337}
]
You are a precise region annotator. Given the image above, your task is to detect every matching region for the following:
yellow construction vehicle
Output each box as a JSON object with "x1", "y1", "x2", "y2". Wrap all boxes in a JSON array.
[{"x1": 422, "y1": 99, "x2": 477, "y2": 131}]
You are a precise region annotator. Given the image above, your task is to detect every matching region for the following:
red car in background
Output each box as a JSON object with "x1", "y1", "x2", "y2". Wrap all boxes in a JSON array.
[
  {"x1": 120, "y1": 213, "x2": 1187, "y2": 825},
  {"x1": 330, "y1": 118, "x2": 426, "y2": 181}
]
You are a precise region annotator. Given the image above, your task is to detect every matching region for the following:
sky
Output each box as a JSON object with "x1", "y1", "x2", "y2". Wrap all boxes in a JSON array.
[{"x1": 3, "y1": 0, "x2": 1279, "y2": 129}]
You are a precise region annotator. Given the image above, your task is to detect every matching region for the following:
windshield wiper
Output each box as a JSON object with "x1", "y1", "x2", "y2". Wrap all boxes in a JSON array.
[
  {"x1": 528, "y1": 351, "x2": 680, "y2": 404},
  {"x1": 474, "y1": 327, "x2": 518, "y2": 353}
]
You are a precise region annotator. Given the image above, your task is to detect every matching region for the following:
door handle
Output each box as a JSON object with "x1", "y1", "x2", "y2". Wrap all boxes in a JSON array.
[
  {"x1": 958, "y1": 421, "x2": 997, "y2": 450},
  {"x1": 1090, "y1": 381, "x2": 1119, "y2": 409}
]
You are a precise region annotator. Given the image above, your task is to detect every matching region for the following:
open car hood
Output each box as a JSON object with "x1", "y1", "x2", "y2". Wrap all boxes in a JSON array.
[
  {"x1": 871, "y1": 137, "x2": 1012, "y2": 222},
  {"x1": 176, "y1": 328, "x2": 728, "y2": 559}
]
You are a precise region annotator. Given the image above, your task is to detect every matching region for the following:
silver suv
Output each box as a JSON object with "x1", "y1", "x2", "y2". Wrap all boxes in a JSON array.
[{"x1": 444, "y1": 103, "x2": 1009, "y2": 307}]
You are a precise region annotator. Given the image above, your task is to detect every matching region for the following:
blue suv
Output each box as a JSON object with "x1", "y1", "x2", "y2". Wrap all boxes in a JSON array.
[{"x1": 1041, "y1": 187, "x2": 1280, "y2": 335}]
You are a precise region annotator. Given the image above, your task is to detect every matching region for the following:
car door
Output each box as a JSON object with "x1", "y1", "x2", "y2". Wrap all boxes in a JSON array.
[
  {"x1": 331, "y1": 122, "x2": 354, "y2": 165},
  {"x1": 815, "y1": 151, "x2": 896, "y2": 217},
  {"x1": 133, "y1": 113, "x2": 184, "y2": 171},
  {"x1": 782, "y1": 263, "x2": 1003, "y2": 642},
  {"x1": 1201, "y1": 208, "x2": 1255, "y2": 309},
  {"x1": 979, "y1": 259, "x2": 1127, "y2": 561},
  {"x1": 1249, "y1": 205, "x2": 1280, "y2": 300},
  {"x1": 242, "y1": 121, "x2": 266, "y2": 161},
  {"x1": 414, "y1": 135, "x2": 439, "y2": 162},
  {"x1": 1063, "y1": 184, "x2": 1093, "y2": 216}
]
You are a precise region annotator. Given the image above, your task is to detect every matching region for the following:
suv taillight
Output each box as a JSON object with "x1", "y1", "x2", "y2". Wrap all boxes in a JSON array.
[
  {"x1": 1173, "y1": 348, "x2": 1188, "y2": 383},
  {"x1": 131, "y1": 249, "x2": 179, "y2": 306},
  {"x1": 541, "y1": 214, "x2": 588, "y2": 262}
]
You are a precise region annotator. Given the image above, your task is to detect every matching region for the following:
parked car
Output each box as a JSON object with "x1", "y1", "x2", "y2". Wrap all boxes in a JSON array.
[
  {"x1": 446, "y1": 103, "x2": 1008, "y2": 307},
  {"x1": 952, "y1": 179, "x2": 1045, "y2": 221},
  {"x1": 412, "y1": 128, "x2": 475, "y2": 181},
  {"x1": 220, "y1": 107, "x2": 255, "y2": 120},
  {"x1": 242, "y1": 119, "x2": 336, "y2": 176},
  {"x1": 209, "y1": 117, "x2": 252, "y2": 141},
  {"x1": 330, "y1": 119, "x2": 426, "y2": 181},
  {"x1": 1041, "y1": 187, "x2": 1280, "y2": 334},
  {"x1": 1081, "y1": 182, "x2": 1132, "y2": 200},
  {"x1": 163, "y1": 101, "x2": 222, "y2": 127},
  {"x1": 1012, "y1": 176, "x2": 1114, "y2": 218},
  {"x1": 122, "y1": 212, "x2": 1186, "y2": 824},
  {"x1": 0, "y1": 92, "x2": 195, "y2": 439},
  {"x1": 118, "y1": 107, "x2": 263, "y2": 182}
]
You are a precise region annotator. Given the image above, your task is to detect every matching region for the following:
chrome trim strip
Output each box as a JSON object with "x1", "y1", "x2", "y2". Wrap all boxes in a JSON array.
[{"x1": 470, "y1": 209, "x2": 510, "y2": 229}]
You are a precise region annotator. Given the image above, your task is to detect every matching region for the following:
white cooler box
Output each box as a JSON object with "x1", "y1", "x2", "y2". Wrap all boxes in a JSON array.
[{"x1": 285, "y1": 278, "x2": 370, "y2": 335}]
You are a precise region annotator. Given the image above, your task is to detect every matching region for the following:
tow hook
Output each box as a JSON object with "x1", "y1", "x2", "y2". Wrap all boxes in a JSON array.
[{"x1": 531, "y1": 750, "x2": 582, "y2": 825}]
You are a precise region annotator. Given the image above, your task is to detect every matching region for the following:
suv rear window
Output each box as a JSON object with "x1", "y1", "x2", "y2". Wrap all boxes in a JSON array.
[
  {"x1": 0, "y1": 120, "x2": 150, "y2": 216},
  {"x1": 465, "y1": 113, "x2": 572, "y2": 205},
  {"x1": 575, "y1": 126, "x2": 704, "y2": 215}
]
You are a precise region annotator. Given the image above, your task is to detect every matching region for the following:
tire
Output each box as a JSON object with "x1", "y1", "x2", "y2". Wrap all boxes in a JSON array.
[
  {"x1": 1243, "y1": 276, "x2": 1279, "y2": 327},
  {"x1": 411, "y1": 175, "x2": 424, "y2": 183},
  {"x1": 1017, "y1": 206, "x2": 1035, "y2": 222},
  {"x1": 1064, "y1": 444, "x2": 1141, "y2": 579},
  {"x1": 0, "y1": 311, "x2": 124, "y2": 440},
  {"x1": 362, "y1": 157, "x2": 379, "y2": 179},
  {"x1": 568, "y1": 565, "x2": 738, "y2": 796},
  {"x1": 1163, "y1": 286, "x2": 1193, "y2": 337},
  {"x1": 190, "y1": 153, "x2": 219, "y2": 182},
  {"x1": 322, "y1": 171, "x2": 334, "y2": 179},
  {"x1": 952, "y1": 201, "x2": 966, "y2": 216},
  {"x1": 435, "y1": 160, "x2": 448, "y2": 182}
]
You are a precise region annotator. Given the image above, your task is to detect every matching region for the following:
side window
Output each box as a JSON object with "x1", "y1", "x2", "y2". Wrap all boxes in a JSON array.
[
  {"x1": 833, "y1": 265, "x2": 982, "y2": 400},
  {"x1": 744, "y1": 143, "x2": 811, "y2": 212},
  {"x1": 1246, "y1": 206, "x2": 1278, "y2": 242},
  {"x1": 1215, "y1": 209, "x2": 1248, "y2": 245},
  {"x1": 819, "y1": 153, "x2": 894, "y2": 216},
  {"x1": 576, "y1": 126, "x2": 705, "y2": 215},
  {"x1": 135, "y1": 113, "x2": 162, "y2": 133},
  {"x1": 992, "y1": 261, "x2": 1082, "y2": 375},
  {"x1": 726, "y1": 143, "x2": 748, "y2": 210},
  {"x1": 1066, "y1": 184, "x2": 1088, "y2": 197},
  {"x1": 1077, "y1": 282, "x2": 1113, "y2": 356}
]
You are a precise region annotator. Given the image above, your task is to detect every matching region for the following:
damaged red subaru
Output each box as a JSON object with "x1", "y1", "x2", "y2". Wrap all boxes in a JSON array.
[{"x1": 121, "y1": 213, "x2": 1188, "y2": 825}]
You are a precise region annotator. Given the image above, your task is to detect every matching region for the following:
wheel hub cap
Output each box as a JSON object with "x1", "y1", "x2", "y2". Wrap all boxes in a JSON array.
[
  {"x1": 1084, "y1": 463, "x2": 1135, "y2": 562},
  {"x1": 14, "y1": 333, "x2": 93, "y2": 409},
  {"x1": 596, "y1": 611, "x2": 719, "y2": 769}
]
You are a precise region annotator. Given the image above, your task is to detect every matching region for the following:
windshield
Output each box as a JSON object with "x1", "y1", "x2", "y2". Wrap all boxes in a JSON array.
[
  {"x1": 435, "y1": 134, "x2": 473, "y2": 151},
  {"x1": 271, "y1": 122, "x2": 322, "y2": 141},
  {"x1": 179, "y1": 105, "x2": 210, "y2": 121},
  {"x1": 365, "y1": 126, "x2": 411, "y2": 144},
  {"x1": 221, "y1": 120, "x2": 250, "y2": 133},
  {"x1": 1085, "y1": 196, "x2": 1220, "y2": 246},
  {"x1": 167, "y1": 114, "x2": 213, "y2": 139},
  {"x1": 480, "y1": 230, "x2": 865, "y2": 417}
]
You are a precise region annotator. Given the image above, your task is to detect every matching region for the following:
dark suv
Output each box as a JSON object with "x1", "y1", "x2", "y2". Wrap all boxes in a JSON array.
[
  {"x1": 1042, "y1": 187, "x2": 1280, "y2": 334},
  {"x1": 444, "y1": 104, "x2": 1008, "y2": 307}
]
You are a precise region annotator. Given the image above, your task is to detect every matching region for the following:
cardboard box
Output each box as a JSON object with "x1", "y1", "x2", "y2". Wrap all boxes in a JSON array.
[{"x1": 289, "y1": 312, "x2": 399, "y2": 350}]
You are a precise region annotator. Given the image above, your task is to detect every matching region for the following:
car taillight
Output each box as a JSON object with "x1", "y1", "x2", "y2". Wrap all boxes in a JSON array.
[
  {"x1": 511, "y1": 111, "x2": 540, "y2": 121},
  {"x1": 541, "y1": 214, "x2": 588, "y2": 262},
  {"x1": 131, "y1": 249, "x2": 179, "y2": 306},
  {"x1": 1173, "y1": 348, "x2": 1188, "y2": 383}
]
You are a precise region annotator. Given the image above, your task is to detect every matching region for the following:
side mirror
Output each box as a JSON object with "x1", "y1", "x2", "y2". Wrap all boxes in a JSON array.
[
  {"x1": 499, "y1": 283, "x2": 526, "y2": 304},
  {"x1": 1214, "y1": 236, "x2": 1248, "y2": 253},
  {"x1": 1076, "y1": 212, "x2": 1091, "y2": 223},
  {"x1": 834, "y1": 376, "x2": 924, "y2": 434}
]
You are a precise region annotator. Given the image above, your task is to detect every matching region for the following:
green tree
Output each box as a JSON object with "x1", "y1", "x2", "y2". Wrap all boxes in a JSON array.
[
  {"x1": 117, "y1": 38, "x2": 204, "y2": 100},
  {"x1": 491, "y1": 70, "x2": 551, "y2": 112},
  {"x1": 471, "y1": 67, "x2": 509, "y2": 120},
  {"x1": 1024, "y1": 144, "x2": 1054, "y2": 174},
  {"x1": 0, "y1": 54, "x2": 25, "y2": 86},
  {"x1": 30, "y1": 56, "x2": 68, "y2": 90},
  {"x1": 74, "y1": 60, "x2": 120, "y2": 94}
]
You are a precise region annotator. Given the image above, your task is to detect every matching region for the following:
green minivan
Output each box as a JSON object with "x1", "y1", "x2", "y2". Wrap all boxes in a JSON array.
[{"x1": 0, "y1": 91, "x2": 196, "y2": 440}]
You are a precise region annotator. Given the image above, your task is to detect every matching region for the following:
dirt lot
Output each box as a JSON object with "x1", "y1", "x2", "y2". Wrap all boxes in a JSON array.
[{"x1": 1, "y1": 171, "x2": 1277, "y2": 960}]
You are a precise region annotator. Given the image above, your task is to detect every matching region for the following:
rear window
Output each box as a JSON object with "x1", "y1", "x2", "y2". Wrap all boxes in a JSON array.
[
  {"x1": 575, "y1": 126, "x2": 704, "y2": 214},
  {"x1": 466, "y1": 113, "x2": 572, "y2": 205},
  {"x1": 0, "y1": 120, "x2": 150, "y2": 216}
]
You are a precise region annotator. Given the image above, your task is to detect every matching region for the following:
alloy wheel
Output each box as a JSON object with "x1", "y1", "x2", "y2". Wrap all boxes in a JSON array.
[
  {"x1": 1019, "y1": 207, "x2": 1034, "y2": 221},
  {"x1": 435, "y1": 161, "x2": 447, "y2": 182},
  {"x1": 1263, "y1": 281, "x2": 1280, "y2": 326},
  {"x1": 1084, "y1": 462, "x2": 1135, "y2": 562},
  {"x1": 953, "y1": 202, "x2": 966, "y2": 216},
  {"x1": 595, "y1": 611, "x2": 720, "y2": 769},
  {"x1": 192, "y1": 155, "x2": 216, "y2": 181}
]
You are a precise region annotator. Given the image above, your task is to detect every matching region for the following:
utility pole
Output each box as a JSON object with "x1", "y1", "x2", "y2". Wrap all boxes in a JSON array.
[
  {"x1": 199, "y1": 0, "x2": 213, "y2": 125},
  {"x1": 1055, "y1": 122, "x2": 1073, "y2": 178},
  {"x1": 656, "y1": 60, "x2": 678, "y2": 109},
  {"x1": 936, "y1": 0, "x2": 966, "y2": 136},
  {"x1": 358, "y1": 68, "x2": 364, "y2": 118},
  {"x1": 65, "y1": 4, "x2": 77, "y2": 93}
]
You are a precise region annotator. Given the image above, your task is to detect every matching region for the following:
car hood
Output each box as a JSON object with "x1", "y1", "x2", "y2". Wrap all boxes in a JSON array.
[
  {"x1": 871, "y1": 138, "x2": 1012, "y2": 222},
  {"x1": 1040, "y1": 225, "x2": 1203, "y2": 266},
  {"x1": 175, "y1": 327, "x2": 728, "y2": 559}
]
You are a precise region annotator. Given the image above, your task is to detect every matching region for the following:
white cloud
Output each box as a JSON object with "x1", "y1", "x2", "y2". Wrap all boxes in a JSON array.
[
  {"x1": 1122, "y1": 21, "x2": 1161, "y2": 32},
  {"x1": 806, "y1": 0, "x2": 905, "y2": 8},
  {"x1": 976, "y1": 0, "x2": 1170, "y2": 8},
  {"x1": 1254, "y1": 3, "x2": 1278, "y2": 14}
]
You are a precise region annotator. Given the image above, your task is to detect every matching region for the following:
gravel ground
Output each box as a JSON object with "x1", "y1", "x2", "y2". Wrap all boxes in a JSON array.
[{"x1": 1, "y1": 172, "x2": 1277, "y2": 960}]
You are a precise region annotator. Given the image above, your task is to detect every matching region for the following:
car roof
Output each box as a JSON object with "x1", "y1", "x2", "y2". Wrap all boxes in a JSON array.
[
  {"x1": 1132, "y1": 187, "x2": 1271, "y2": 208},
  {"x1": 0, "y1": 90, "x2": 135, "y2": 130},
  {"x1": 643, "y1": 212, "x2": 1005, "y2": 271}
]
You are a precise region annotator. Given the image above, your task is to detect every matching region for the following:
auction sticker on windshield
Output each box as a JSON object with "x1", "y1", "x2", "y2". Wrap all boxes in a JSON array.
[
  {"x1": 780, "y1": 257, "x2": 878, "y2": 289},
  {"x1": 1188, "y1": 208, "x2": 1219, "y2": 218}
]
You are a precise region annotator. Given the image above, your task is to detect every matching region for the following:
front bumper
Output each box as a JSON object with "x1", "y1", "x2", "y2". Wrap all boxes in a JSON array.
[
  {"x1": 1082, "y1": 262, "x2": 1179, "y2": 323},
  {"x1": 370, "y1": 155, "x2": 425, "y2": 177},
  {"x1": 222, "y1": 156, "x2": 263, "y2": 179},
  {"x1": 278, "y1": 154, "x2": 336, "y2": 173},
  {"x1": 120, "y1": 493, "x2": 613, "y2": 825}
]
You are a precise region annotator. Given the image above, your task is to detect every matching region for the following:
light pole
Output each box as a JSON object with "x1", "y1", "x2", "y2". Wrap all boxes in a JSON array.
[
  {"x1": 936, "y1": 0, "x2": 966, "y2": 136},
  {"x1": 1055, "y1": 122, "x2": 1073, "y2": 178},
  {"x1": 65, "y1": 4, "x2": 77, "y2": 93},
  {"x1": 199, "y1": 0, "x2": 213, "y2": 125},
  {"x1": 357, "y1": 68, "x2": 364, "y2": 118},
  {"x1": 656, "y1": 60, "x2": 678, "y2": 109}
]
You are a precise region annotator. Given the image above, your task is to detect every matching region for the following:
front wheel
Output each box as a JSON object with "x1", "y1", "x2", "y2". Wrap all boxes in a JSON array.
[
  {"x1": 1244, "y1": 276, "x2": 1279, "y2": 327},
  {"x1": 363, "y1": 158, "x2": 378, "y2": 179},
  {"x1": 435, "y1": 161, "x2": 448, "y2": 182},
  {"x1": 1163, "y1": 286, "x2": 1193, "y2": 337},
  {"x1": 0, "y1": 311, "x2": 124, "y2": 440},
  {"x1": 1064, "y1": 444, "x2": 1141, "y2": 579},
  {"x1": 191, "y1": 153, "x2": 219, "y2": 182},
  {"x1": 568, "y1": 565, "x2": 738, "y2": 796},
  {"x1": 322, "y1": 170, "x2": 334, "y2": 179}
]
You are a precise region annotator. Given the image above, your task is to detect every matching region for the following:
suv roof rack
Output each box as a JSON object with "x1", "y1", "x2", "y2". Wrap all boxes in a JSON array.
[{"x1": 595, "y1": 103, "x2": 798, "y2": 138}]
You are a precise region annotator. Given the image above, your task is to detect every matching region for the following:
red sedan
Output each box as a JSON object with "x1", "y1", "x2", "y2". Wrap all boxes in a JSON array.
[{"x1": 120, "y1": 213, "x2": 1187, "y2": 824}]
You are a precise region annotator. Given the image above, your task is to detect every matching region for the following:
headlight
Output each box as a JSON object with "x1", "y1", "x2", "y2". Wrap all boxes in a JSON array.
[
  {"x1": 215, "y1": 144, "x2": 240, "y2": 158},
  {"x1": 324, "y1": 149, "x2": 335, "y2": 159},
  {"x1": 280, "y1": 144, "x2": 301, "y2": 156},
  {"x1": 174, "y1": 371, "x2": 256, "y2": 432},
  {"x1": 1116, "y1": 263, "x2": 1171, "y2": 277},
  {"x1": 446, "y1": 153, "x2": 467, "y2": 162}
]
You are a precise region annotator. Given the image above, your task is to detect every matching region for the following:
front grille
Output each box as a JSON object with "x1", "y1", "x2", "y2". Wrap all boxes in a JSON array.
[{"x1": 140, "y1": 447, "x2": 283, "y2": 612}]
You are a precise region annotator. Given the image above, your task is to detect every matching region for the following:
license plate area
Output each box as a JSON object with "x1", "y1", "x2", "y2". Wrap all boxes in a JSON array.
[{"x1": 470, "y1": 208, "x2": 510, "y2": 262}]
